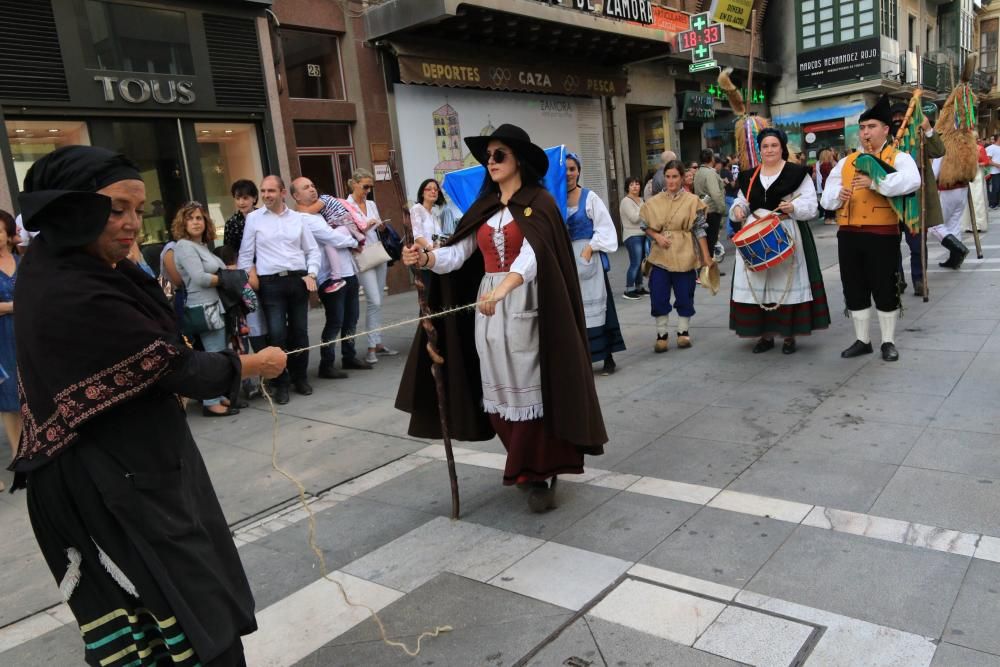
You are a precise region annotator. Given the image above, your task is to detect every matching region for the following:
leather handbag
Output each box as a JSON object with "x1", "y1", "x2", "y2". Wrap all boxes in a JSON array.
[
  {"x1": 354, "y1": 241, "x2": 392, "y2": 273},
  {"x1": 182, "y1": 300, "x2": 225, "y2": 336}
]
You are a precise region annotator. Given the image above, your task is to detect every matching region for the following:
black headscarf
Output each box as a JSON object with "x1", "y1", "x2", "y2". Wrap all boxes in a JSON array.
[
  {"x1": 20, "y1": 145, "x2": 141, "y2": 253},
  {"x1": 756, "y1": 128, "x2": 790, "y2": 160},
  {"x1": 12, "y1": 146, "x2": 183, "y2": 475}
]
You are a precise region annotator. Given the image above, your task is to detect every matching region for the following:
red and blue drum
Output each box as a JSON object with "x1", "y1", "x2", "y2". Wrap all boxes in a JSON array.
[{"x1": 732, "y1": 214, "x2": 794, "y2": 272}]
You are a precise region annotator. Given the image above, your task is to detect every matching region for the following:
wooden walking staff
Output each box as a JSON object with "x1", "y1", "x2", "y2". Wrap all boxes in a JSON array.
[{"x1": 388, "y1": 156, "x2": 461, "y2": 520}]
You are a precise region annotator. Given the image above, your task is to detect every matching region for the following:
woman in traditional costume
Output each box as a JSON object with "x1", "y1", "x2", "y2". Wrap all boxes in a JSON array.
[
  {"x1": 729, "y1": 128, "x2": 830, "y2": 354},
  {"x1": 640, "y1": 160, "x2": 713, "y2": 352},
  {"x1": 396, "y1": 125, "x2": 607, "y2": 513},
  {"x1": 565, "y1": 153, "x2": 625, "y2": 375},
  {"x1": 11, "y1": 146, "x2": 287, "y2": 666}
]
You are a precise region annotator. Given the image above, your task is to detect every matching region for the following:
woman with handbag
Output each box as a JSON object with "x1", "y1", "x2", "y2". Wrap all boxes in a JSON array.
[
  {"x1": 172, "y1": 202, "x2": 237, "y2": 416},
  {"x1": 346, "y1": 168, "x2": 398, "y2": 365}
]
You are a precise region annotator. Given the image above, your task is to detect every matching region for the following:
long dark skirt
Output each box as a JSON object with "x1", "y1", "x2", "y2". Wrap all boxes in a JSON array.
[
  {"x1": 588, "y1": 272, "x2": 627, "y2": 362},
  {"x1": 25, "y1": 394, "x2": 255, "y2": 667},
  {"x1": 729, "y1": 220, "x2": 831, "y2": 337},
  {"x1": 489, "y1": 414, "x2": 585, "y2": 485}
]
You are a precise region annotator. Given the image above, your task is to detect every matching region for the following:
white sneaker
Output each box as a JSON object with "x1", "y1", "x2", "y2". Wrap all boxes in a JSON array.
[
  {"x1": 365, "y1": 350, "x2": 378, "y2": 364},
  {"x1": 375, "y1": 345, "x2": 399, "y2": 356}
]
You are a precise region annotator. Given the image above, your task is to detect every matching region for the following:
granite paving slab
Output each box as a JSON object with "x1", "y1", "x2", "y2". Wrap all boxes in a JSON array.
[
  {"x1": 931, "y1": 643, "x2": 1000, "y2": 667},
  {"x1": 303, "y1": 573, "x2": 572, "y2": 667},
  {"x1": 613, "y1": 434, "x2": 767, "y2": 488},
  {"x1": 342, "y1": 516, "x2": 543, "y2": 592},
  {"x1": 903, "y1": 428, "x2": 1000, "y2": 479},
  {"x1": 668, "y1": 406, "x2": 804, "y2": 447},
  {"x1": 776, "y1": 413, "x2": 925, "y2": 465},
  {"x1": 694, "y1": 605, "x2": 814, "y2": 667},
  {"x1": 551, "y1": 492, "x2": 700, "y2": 561},
  {"x1": 809, "y1": 388, "x2": 945, "y2": 428},
  {"x1": 748, "y1": 526, "x2": 969, "y2": 637},
  {"x1": 588, "y1": 579, "x2": 726, "y2": 645},
  {"x1": 640, "y1": 507, "x2": 796, "y2": 588},
  {"x1": 357, "y1": 461, "x2": 504, "y2": 518},
  {"x1": 870, "y1": 466, "x2": 1000, "y2": 536},
  {"x1": 0, "y1": 624, "x2": 86, "y2": 666},
  {"x1": 489, "y1": 541, "x2": 631, "y2": 611},
  {"x1": 942, "y1": 559, "x2": 1000, "y2": 655}
]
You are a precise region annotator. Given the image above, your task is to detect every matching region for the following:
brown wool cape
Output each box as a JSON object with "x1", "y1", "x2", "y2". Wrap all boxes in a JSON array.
[{"x1": 395, "y1": 182, "x2": 607, "y2": 454}]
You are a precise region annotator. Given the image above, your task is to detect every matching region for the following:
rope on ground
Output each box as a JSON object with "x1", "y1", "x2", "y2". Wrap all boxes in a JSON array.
[{"x1": 254, "y1": 297, "x2": 499, "y2": 656}]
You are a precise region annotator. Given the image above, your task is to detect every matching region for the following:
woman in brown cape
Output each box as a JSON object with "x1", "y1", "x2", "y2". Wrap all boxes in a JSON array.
[{"x1": 396, "y1": 125, "x2": 607, "y2": 512}]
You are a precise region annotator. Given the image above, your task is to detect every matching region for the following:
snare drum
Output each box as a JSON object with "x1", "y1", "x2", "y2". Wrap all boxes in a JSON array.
[{"x1": 731, "y1": 214, "x2": 794, "y2": 272}]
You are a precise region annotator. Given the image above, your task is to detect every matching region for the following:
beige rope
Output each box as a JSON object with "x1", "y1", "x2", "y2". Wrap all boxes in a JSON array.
[{"x1": 249, "y1": 296, "x2": 503, "y2": 656}]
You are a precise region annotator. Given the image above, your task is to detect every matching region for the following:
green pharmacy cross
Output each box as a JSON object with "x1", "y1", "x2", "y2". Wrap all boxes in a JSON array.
[{"x1": 677, "y1": 12, "x2": 725, "y2": 64}]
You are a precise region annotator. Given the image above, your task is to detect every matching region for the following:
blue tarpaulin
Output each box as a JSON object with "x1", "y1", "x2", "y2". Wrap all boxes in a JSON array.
[{"x1": 441, "y1": 145, "x2": 568, "y2": 219}]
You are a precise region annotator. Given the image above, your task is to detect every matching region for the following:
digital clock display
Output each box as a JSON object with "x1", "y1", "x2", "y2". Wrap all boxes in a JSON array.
[{"x1": 679, "y1": 25, "x2": 722, "y2": 50}]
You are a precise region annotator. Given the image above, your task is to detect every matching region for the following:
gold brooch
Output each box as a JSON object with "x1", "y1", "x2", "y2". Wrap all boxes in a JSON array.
[{"x1": 524, "y1": 206, "x2": 533, "y2": 217}]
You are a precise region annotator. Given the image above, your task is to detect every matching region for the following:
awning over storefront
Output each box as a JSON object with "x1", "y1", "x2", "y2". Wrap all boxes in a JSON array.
[
  {"x1": 390, "y1": 40, "x2": 628, "y2": 97},
  {"x1": 366, "y1": 0, "x2": 676, "y2": 68}
]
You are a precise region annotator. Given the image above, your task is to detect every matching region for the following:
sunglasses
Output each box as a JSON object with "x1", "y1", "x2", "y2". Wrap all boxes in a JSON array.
[
  {"x1": 362, "y1": 184, "x2": 373, "y2": 191},
  {"x1": 483, "y1": 149, "x2": 509, "y2": 164}
]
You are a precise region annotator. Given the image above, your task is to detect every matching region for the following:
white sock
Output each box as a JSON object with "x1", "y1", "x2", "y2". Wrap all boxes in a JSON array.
[
  {"x1": 850, "y1": 308, "x2": 872, "y2": 344},
  {"x1": 877, "y1": 309, "x2": 899, "y2": 345},
  {"x1": 677, "y1": 316, "x2": 690, "y2": 333},
  {"x1": 656, "y1": 316, "x2": 670, "y2": 337}
]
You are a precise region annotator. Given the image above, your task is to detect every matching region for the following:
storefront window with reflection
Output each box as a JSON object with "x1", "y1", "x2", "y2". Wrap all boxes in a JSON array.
[
  {"x1": 7, "y1": 120, "x2": 91, "y2": 191},
  {"x1": 80, "y1": 0, "x2": 194, "y2": 74},
  {"x1": 282, "y1": 30, "x2": 346, "y2": 100},
  {"x1": 195, "y1": 123, "x2": 264, "y2": 235}
]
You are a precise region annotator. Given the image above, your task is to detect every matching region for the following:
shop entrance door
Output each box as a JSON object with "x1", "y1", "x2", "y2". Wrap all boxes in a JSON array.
[
  {"x1": 299, "y1": 150, "x2": 356, "y2": 199},
  {"x1": 88, "y1": 119, "x2": 188, "y2": 245}
]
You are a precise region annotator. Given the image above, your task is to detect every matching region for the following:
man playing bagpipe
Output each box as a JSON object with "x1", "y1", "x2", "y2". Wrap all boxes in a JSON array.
[{"x1": 821, "y1": 94, "x2": 921, "y2": 362}]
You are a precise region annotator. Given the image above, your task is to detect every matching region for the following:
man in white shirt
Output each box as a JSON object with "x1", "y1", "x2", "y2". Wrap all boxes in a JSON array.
[
  {"x1": 820, "y1": 94, "x2": 921, "y2": 362},
  {"x1": 290, "y1": 177, "x2": 371, "y2": 379},
  {"x1": 986, "y1": 135, "x2": 1000, "y2": 208},
  {"x1": 238, "y1": 175, "x2": 321, "y2": 404}
]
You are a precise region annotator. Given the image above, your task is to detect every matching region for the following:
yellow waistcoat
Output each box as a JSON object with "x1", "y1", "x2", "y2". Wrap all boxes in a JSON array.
[{"x1": 837, "y1": 145, "x2": 901, "y2": 227}]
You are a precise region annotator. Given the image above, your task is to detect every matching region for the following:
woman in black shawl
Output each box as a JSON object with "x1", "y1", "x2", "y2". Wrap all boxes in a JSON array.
[{"x1": 11, "y1": 146, "x2": 286, "y2": 667}]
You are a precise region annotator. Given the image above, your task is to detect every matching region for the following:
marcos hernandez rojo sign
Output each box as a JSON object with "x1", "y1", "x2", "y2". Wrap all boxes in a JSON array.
[{"x1": 797, "y1": 37, "x2": 880, "y2": 89}]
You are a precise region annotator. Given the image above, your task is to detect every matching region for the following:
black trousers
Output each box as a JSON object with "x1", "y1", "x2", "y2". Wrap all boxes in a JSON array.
[
  {"x1": 706, "y1": 212, "x2": 722, "y2": 252},
  {"x1": 838, "y1": 230, "x2": 901, "y2": 312},
  {"x1": 259, "y1": 273, "x2": 310, "y2": 385}
]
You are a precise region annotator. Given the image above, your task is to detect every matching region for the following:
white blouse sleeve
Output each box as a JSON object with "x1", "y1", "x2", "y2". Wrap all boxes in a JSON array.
[
  {"x1": 820, "y1": 158, "x2": 846, "y2": 211},
  {"x1": 729, "y1": 189, "x2": 750, "y2": 219},
  {"x1": 509, "y1": 237, "x2": 537, "y2": 283},
  {"x1": 411, "y1": 205, "x2": 431, "y2": 243},
  {"x1": 790, "y1": 175, "x2": 819, "y2": 221},
  {"x1": 586, "y1": 191, "x2": 618, "y2": 253},
  {"x1": 430, "y1": 233, "x2": 477, "y2": 274}
]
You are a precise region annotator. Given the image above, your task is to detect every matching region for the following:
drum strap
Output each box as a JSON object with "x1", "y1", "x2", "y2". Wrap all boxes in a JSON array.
[{"x1": 746, "y1": 165, "x2": 763, "y2": 205}]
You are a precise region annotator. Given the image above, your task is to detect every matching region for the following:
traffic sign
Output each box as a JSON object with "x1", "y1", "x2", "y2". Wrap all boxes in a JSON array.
[{"x1": 689, "y1": 60, "x2": 719, "y2": 73}]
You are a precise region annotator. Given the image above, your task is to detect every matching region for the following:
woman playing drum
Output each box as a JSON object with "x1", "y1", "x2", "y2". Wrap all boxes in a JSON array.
[{"x1": 729, "y1": 128, "x2": 830, "y2": 354}]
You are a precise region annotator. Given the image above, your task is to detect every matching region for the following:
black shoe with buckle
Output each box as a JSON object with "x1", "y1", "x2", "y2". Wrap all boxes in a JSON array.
[
  {"x1": 881, "y1": 342, "x2": 899, "y2": 362},
  {"x1": 841, "y1": 340, "x2": 874, "y2": 358},
  {"x1": 752, "y1": 338, "x2": 775, "y2": 353},
  {"x1": 782, "y1": 338, "x2": 797, "y2": 355}
]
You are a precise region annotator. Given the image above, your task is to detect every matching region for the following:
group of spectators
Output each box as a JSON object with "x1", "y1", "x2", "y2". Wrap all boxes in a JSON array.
[{"x1": 158, "y1": 169, "x2": 397, "y2": 410}]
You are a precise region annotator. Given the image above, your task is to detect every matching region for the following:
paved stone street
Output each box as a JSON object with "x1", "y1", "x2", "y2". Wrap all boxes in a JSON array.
[{"x1": 4, "y1": 218, "x2": 1000, "y2": 666}]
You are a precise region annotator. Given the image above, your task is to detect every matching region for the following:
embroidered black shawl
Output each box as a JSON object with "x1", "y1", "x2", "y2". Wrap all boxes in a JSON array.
[{"x1": 11, "y1": 237, "x2": 184, "y2": 471}]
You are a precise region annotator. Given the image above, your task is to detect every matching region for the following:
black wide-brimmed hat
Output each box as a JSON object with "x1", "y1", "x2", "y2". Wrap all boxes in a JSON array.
[
  {"x1": 465, "y1": 124, "x2": 549, "y2": 176},
  {"x1": 860, "y1": 94, "x2": 893, "y2": 127}
]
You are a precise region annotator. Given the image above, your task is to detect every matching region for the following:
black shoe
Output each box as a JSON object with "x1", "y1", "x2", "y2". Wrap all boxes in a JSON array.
[
  {"x1": 527, "y1": 477, "x2": 557, "y2": 513},
  {"x1": 841, "y1": 340, "x2": 874, "y2": 358},
  {"x1": 601, "y1": 356, "x2": 616, "y2": 376},
  {"x1": 273, "y1": 385, "x2": 290, "y2": 405},
  {"x1": 318, "y1": 366, "x2": 348, "y2": 379},
  {"x1": 939, "y1": 234, "x2": 969, "y2": 269},
  {"x1": 752, "y1": 338, "x2": 775, "y2": 353},
  {"x1": 203, "y1": 406, "x2": 240, "y2": 417},
  {"x1": 342, "y1": 358, "x2": 373, "y2": 370},
  {"x1": 782, "y1": 338, "x2": 797, "y2": 355},
  {"x1": 293, "y1": 380, "x2": 313, "y2": 396},
  {"x1": 637, "y1": 286, "x2": 650, "y2": 295},
  {"x1": 881, "y1": 342, "x2": 899, "y2": 362},
  {"x1": 622, "y1": 290, "x2": 640, "y2": 300}
]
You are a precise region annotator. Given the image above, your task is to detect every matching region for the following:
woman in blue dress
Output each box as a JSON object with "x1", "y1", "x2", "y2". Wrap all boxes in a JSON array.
[
  {"x1": 0, "y1": 210, "x2": 20, "y2": 489},
  {"x1": 565, "y1": 153, "x2": 626, "y2": 375}
]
